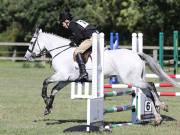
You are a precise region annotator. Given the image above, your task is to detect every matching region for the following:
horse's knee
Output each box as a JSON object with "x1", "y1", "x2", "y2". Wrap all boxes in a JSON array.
[
  {"x1": 43, "y1": 79, "x2": 48, "y2": 86},
  {"x1": 41, "y1": 93, "x2": 47, "y2": 98},
  {"x1": 41, "y1": 79, "x2": 49, "y2": 98},
  {"x1": 51, "y1": 89, "x2": 59, "y2": 96}
]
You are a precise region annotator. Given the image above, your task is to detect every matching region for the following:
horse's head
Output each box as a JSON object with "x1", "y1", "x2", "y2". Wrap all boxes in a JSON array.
[{"x1": 24, "y1": 28, "x2": 44, "y2": 61}]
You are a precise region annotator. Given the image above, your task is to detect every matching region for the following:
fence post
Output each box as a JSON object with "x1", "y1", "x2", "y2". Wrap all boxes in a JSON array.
[
  {"x1": 12, "y1": 49, "x2": 17, "y2": 62},
  {"x1": 153, "y1": 49, "x2": 158, "y2": 61},
  {"x1": 173, "y1": 31, "x2": 178, "y2": 74},
  {"x1": 159, "y1": 32, "x2": 164, "y2": 69},
  {"x1": 41, "y1": 55, "x2": 46, "y2": 67}
]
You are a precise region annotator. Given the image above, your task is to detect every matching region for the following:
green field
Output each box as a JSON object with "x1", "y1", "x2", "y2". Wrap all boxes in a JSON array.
[{"x1": 0, "y1": 61, "x2": 180, "y2": 135}]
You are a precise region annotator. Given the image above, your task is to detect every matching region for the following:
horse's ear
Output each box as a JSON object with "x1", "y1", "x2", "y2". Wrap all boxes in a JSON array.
[
  {"x1": 35, "y1": 28, "x2": 39, "y2": 35},
  {"x1": 39, "y1": 29, "x2": 42, "y2": 33}
]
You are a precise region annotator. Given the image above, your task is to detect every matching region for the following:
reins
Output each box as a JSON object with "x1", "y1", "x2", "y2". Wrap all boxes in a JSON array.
[
  {"x1": 39, "y1": 45, "x2": 72, "y2": 68},
  {"x1": 50, "y1": 45, "x2": 72, "y2": 60},
  {"x1": 48, "y1": 45, "x2": 70, "y2": 52}
]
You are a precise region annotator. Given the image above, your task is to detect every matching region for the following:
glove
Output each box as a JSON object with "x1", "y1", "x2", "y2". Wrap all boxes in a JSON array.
[{"x1": 69, "y1": 42, "x2": 76, "y2": 47}]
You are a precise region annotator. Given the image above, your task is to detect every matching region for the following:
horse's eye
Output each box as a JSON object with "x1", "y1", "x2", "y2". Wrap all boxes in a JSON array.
[{"x1": 30, "y1": 41, "x2": 33, "y2": 44}]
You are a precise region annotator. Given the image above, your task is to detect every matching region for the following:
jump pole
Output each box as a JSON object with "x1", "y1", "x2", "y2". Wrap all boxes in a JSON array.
[
  {"x1": 158, "y1": 92, "x2": 180, "y2": 96},
  {"x1": 146, "y1": 74, "x2": 180, "y2": 79},
  {"x1": 104, "y1": 82, "x2": 179, "y2": 88},
  {"x1": 104, "y1": 89, "x2": 180, "y2": 97}
]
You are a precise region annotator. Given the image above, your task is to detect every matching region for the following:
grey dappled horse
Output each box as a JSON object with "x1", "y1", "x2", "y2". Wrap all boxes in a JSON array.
[{"x1": 24, "y1": 29, "x2": 180, "y2": 125}]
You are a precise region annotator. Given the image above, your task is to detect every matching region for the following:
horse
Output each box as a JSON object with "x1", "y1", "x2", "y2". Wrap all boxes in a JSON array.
[{"x1": 24, "y1": 29, "x2": 180, "y2": 125}]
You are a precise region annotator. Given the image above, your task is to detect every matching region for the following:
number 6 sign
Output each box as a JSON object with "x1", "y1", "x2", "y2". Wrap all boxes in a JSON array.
[{"x1": 145, "y1": 101, "x2": 152, "y2": 112}]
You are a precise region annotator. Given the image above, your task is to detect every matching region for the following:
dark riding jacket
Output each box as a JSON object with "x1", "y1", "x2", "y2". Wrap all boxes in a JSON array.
[{"x1": 68, "y1": 20, "x2": 97, "y2": 45}]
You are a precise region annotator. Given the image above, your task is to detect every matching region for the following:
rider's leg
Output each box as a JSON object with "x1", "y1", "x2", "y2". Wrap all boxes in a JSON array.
[
  {"x1": 74, "y1": 38, "x2": 92, "y2": 81},
  {"x1": 76, "y1": 53, "x2": 88, "y2": 81}
]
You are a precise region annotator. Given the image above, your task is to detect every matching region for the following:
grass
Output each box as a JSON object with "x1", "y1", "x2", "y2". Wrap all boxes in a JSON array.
[{"x1": 0, "y1": 61, "x2": 180, "y2": 135}]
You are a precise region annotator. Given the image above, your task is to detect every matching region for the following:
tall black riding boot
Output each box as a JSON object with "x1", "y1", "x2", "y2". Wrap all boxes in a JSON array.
[{"x1": 76, "y1": 53, "x2": 88, "y2": 81}]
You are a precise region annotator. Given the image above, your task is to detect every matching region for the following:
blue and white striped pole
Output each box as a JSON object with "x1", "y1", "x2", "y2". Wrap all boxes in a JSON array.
[{"x1": 109, "y1": 32, "x2": 119, "y2": 84}]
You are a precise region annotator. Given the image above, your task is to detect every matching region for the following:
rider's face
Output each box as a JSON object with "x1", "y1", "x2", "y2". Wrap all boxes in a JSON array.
[{"x1": 62, "y1": 20, "x2": 70, "y2": 29}]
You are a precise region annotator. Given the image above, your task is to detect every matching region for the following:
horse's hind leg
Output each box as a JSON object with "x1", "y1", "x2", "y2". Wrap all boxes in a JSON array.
[
  {"x1": 140, "y1": 88, "x2": 162, "y2": 125},
  {"x1": 44, "y1": 81, "x2": 69, "y2": 115},
  {"x1": 134, "y1": 81, "x2": 168, "y2": 112},
  {"x1": 148, "y1": 82, "x2": 168, "y2": 112},
  {"x1": 149, "y1": 97, "x2": 162, "y2": 126}
]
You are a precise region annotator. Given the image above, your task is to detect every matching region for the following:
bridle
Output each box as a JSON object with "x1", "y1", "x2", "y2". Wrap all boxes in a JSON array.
[
  {"x1": 27, "y1": 32, "x2": 72, "y2": 60},
  {"x1": 27, "y1": 33, "x2": 43, "y2": 57}
]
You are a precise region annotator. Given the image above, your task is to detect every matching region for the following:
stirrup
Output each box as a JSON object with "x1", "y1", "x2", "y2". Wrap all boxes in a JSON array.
[{"x1": 77, "y1": 73, "x2": 88, "y2": 82}]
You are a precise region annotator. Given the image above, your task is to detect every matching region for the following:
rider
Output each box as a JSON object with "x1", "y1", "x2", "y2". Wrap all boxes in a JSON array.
[{"x1": 59, "y1": 9, "x2": 98, "y2": 81}]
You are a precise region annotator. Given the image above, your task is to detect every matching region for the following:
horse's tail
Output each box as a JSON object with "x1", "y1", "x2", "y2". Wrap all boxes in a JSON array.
[{"x1": 138, "y1": 52, "x2": 180, "y2": 88}]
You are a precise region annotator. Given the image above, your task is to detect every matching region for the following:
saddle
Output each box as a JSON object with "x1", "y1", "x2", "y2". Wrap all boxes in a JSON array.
[{"x1": 73, "y1": 48, "x2": 92, "y2": 64}]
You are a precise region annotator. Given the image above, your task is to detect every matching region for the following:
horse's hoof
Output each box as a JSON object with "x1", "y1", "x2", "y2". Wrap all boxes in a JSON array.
[
  {"x1": 44, "y1": 108, "x2": 51, "y2": 116},
  {"x1": 154, "y1": 115, "x2": 162, "y2": 126},
  {"x1": 160, "y1": 102, "x2": 168, "y2": 112},
  {"x1": 103, "y1": 125, "x2": 112, "y2": 132}
]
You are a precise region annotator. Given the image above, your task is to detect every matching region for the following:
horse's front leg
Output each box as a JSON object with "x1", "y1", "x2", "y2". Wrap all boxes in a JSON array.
[
  {"x1": 44, "y1": 81, "x2": 69, "y2": 115},
  {"x1": 42, "y1": 78, "x2": 52, "y2": 106}
]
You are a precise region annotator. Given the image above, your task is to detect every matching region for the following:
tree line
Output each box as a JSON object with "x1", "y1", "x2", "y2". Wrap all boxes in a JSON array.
[{"x1": 0, "y1": 0, "x2": 180, "y2": 46}]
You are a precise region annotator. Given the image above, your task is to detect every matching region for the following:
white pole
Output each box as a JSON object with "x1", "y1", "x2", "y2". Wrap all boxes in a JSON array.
[
  {"x1": 138, "y1": 33, "x2": 143, "y2": 53},
  {"x1": 132, "y1": 33, "x2": 138, "y2": 53},
  {"x1": 99, "y1": 33, "x2": 104, "y2": 98},
  {"x1": 92, "y1": 33, "x2": 98, "y2": 98},
  {"x1": 71, "y1": 82, "x2": 75, "y2": 99},
  {"x1": 77, "y1": 82, "x2": 82, "y2": 97},
  {"x1": 84, "y1": 82, "x2": 90, "y2": 98}
]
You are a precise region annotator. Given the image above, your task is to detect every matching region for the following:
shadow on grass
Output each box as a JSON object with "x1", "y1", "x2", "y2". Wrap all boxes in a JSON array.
[
  {"x1": 33, "y1": 114, "x2": 176, "y2": 124},
  {"x1": 46, "y1": 119, "x2": 87, "y2": 125},
  {"x1": 33, "y1": 118, "x2": 135, "y2": 125},
  {"x1": 34, "y1": 118, "x2": 144, "y2": 126},
  {"x1": 33, "y1": 118, "x2": 86, "y2": 125},
  {"x1": 161, "y1": 115, "x2": 176, "y2": 122},
  {"x1": 32, "y1": 114, "x2": 176, "y2": 132}
]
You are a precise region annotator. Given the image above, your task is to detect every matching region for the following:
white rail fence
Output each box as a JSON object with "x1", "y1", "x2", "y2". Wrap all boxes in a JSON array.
[
  {"x1": 0, "y1": 42, "x2": 178, "y2": 61},
  {"x1": 0, "y1": 42, "x2": 48, "y2": 61}
]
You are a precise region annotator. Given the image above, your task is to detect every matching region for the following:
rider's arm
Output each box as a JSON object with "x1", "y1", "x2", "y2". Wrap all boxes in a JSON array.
[{"x1": 68, "y1": 21, "x2": 84, "y2": 45}]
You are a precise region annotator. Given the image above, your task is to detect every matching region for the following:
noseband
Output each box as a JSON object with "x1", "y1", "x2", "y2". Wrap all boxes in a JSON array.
[{"x1": 27, "y1": 34, "x2": 44, "y2": 57}]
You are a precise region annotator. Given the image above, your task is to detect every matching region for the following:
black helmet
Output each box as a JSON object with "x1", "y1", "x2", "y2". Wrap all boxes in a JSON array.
[{"x1": 59, "y1": 8, "x2": 73, "y2": 23}]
